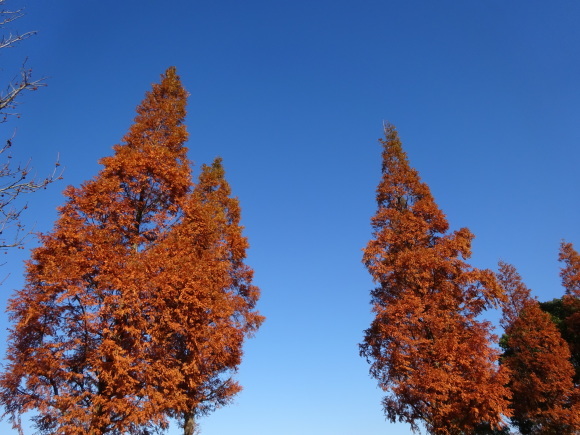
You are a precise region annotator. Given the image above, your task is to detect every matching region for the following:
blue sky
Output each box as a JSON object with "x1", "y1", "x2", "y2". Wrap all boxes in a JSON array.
[{"x1": 0, "y1": 1, "x2": 579, "y2": 434}]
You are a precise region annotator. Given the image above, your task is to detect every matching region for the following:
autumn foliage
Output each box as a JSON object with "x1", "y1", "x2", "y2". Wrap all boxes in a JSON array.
[
  {"x1": 144, "y1": 158, "x2": 263, "y2": 434},
  {"x1": 0, "y1": 67, "x2": 262, "y2": 434},
  {"x1": 497, "y1": 262, "x2": 579, "y2": 434},
  {"x1": 560, "y1": 242, "x2": 580, "y2": 298},
  {"x1": 558, "y1": 242, "x2": 580, "y2": 382},
  {"x1": 360, "y1": 124, "x2": 510, "y2": 434}
]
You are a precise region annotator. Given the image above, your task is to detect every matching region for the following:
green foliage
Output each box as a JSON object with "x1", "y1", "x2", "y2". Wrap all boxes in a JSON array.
[
  {"x1": 473, "y1": 422, "x2": 512, "y2": 434},
  {"x1": 540, "y1": 298, "x2": 567, "y2": 330},
  {"x1": 539, "y1": 298, "x2": 580, "y2": 383}
]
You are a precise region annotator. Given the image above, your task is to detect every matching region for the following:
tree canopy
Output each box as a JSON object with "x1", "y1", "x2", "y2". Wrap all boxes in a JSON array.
[
  {"x1": 498, "y1": 262, "x2": 579, "y2": 434},
  {"x1": 0, "y1": 67, "x2": 262, "y2": 435},
  {"x1": 360, "y1": 123, "x2": 510, "y2": 434}
]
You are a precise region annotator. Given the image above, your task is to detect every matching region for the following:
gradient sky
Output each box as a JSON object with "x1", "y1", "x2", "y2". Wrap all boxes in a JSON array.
[{"x1": 0, "y1": 1, "x2": 579, "y2": 434}]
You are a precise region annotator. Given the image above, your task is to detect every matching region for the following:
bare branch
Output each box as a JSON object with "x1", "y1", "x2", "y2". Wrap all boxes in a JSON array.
[
  {"x1": 0, "y1": 60, "x2": 47, "y2": 120},
  {"x1": 0, "y1": 142, "x2": 63, "y2": 249},
  {"x1": 0, "y1": 1, "x2": 35, "y2": 48},
  {"x1": 0, "y1": 29, "x2": 35, "y2": 50},
  {"x1": 0, "y1": 0, "x2": 59, "y2": 250}
]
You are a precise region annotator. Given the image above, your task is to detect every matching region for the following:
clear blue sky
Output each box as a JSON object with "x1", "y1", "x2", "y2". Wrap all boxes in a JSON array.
[{"x1": 1, "y1": 1, "x2": 579, "y2": 434}]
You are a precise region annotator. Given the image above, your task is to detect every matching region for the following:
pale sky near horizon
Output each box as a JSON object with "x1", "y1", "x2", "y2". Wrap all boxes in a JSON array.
[{"x1": 0, "y1": 1, "x2": 578, "y2": 434}]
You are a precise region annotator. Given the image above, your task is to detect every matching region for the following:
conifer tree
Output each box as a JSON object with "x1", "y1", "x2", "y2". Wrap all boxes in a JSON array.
[
  {"x1": 360, "y1": 123, "x2": 510, "y2": 434},
  {"x1": 0, "y1": 66, "x2": 190, "y2": 434},
  {"x1": 145, "y1": 158, "x2": 263, "y2": 435},
  {"x1": 0, "y1": 68, "x2": 262, "y2": 434},
  {"x1": 559, "y1": 241, "x2": 580, "y2": 383},
  {"x1": 498, "y1": 262, "x2": 579, "y2": 434},
  {"x1": 560, "y1": 242, "x2": 580, "y2": 298}
]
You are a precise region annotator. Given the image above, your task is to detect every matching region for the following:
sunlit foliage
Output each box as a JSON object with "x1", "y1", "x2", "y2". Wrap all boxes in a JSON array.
[
  {"x1": 0, "y1": 67, "x2": 262, "y2": 435},
  {"x1": 360, "y1": 123, "x2": 510, "y2": 434},
  {"x1": 498, "y1": 262, "x2": 579, "y2": 434}
]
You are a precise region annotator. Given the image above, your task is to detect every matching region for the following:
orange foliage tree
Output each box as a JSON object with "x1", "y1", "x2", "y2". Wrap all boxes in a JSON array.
[
  {"x1": 560, "y1": 242, "x2": 580, "y2": 298},
  {"x1": 559, "y1": 241, "x2": 580, "y2": 383},
  {"x1": 145, "y1": 158, "x2": 263, "y2": 435},
  {"x1": 360, "y1": 123, "x2": 510, "y2": 434},
  {"x1": 497, "y1": 262, "x2": 579, "y2": 434},
  {"x1": 0, "y1": 67, "x2": 262, "y2": 434}
]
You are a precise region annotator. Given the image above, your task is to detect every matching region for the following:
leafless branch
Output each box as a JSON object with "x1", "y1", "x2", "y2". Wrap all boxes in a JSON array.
[
  {"x1": 0, "y1": 1, "x2": 46, "y2": 119},
  {"x1": 0, "y1": 62, "x2": 46, "y2": 121},
  {"x1": 0, "y1": 134, "x2": 63, "y2": 249},
  {"x1": 0, "y1": 0, "x2": 59, "y2": 250},
  {"x1": 0, "y1": 1, "x2": 35, "y2": 48}
]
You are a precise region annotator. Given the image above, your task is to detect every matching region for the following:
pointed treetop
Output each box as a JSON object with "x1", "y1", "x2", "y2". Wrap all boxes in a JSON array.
[
  {"x1": 381, "y1": 122, "x2": 405, "y2": 160},
  {"x1": 497, "y1": 261, "x2": 534, "y2": 328},
  {"x1": 371, "y1": 122, "x2": 450, "y2": 256},
  {"x1": 122, "y1": 66, "x2": 188, "y2": 152},
  {"x1": 94, "y1": 66, "x2": 192, "y2": 227},
  {"x1": 195, "y1": 157, "x2": 230, "y2": 201}
]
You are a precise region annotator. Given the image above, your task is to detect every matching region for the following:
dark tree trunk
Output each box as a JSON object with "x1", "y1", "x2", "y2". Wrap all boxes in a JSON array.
[{"x1": 183, "y1": 412, "x2": 196, "y2": 435}]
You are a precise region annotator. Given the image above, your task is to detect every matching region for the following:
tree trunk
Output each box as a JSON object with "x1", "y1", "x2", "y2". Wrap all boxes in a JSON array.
[{"x1": 183, "y1": 412, "x2": 196, "y2": 435}]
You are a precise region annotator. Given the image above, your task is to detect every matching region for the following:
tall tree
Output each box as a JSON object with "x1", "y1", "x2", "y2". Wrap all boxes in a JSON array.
[
  {"x1": 0, "y1": 67, "x2": 188, "y2": 434},
  {"x1": 0, "y1": 67, "x2": 262, "y2": 434},
  {"x1": 558, "y1": 241, "x2": 580, "y2": 383},
  {"x1": 360, "y1": 123, "x2": 510, "y2": 434},
  {"x1": 560, "y1": 242, "x2": 580, "y2": 298},
  {"x1": 497, "y1": 262, "x2": 579, "y2": 434},
  {"x1": 144, "y1": 158, "x2": 263, "y2": 435}
]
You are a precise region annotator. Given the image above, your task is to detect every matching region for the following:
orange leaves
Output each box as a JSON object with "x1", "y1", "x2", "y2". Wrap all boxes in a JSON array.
[
  {"x1": 361, "y1": 123, "x2": 510, "y2": 434},
  {"x1": 498, "y1": 262, "x2": 578, "y2": 433},
  {"x1": 0, "y1": 67, "x2": 262, "y2": 435},
  {"x1": 560, "y1": 241, "x2": 580, "y2": 298},
  {"x1": 557, "y1": 242, "x2": 580, "y2": 387}
]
